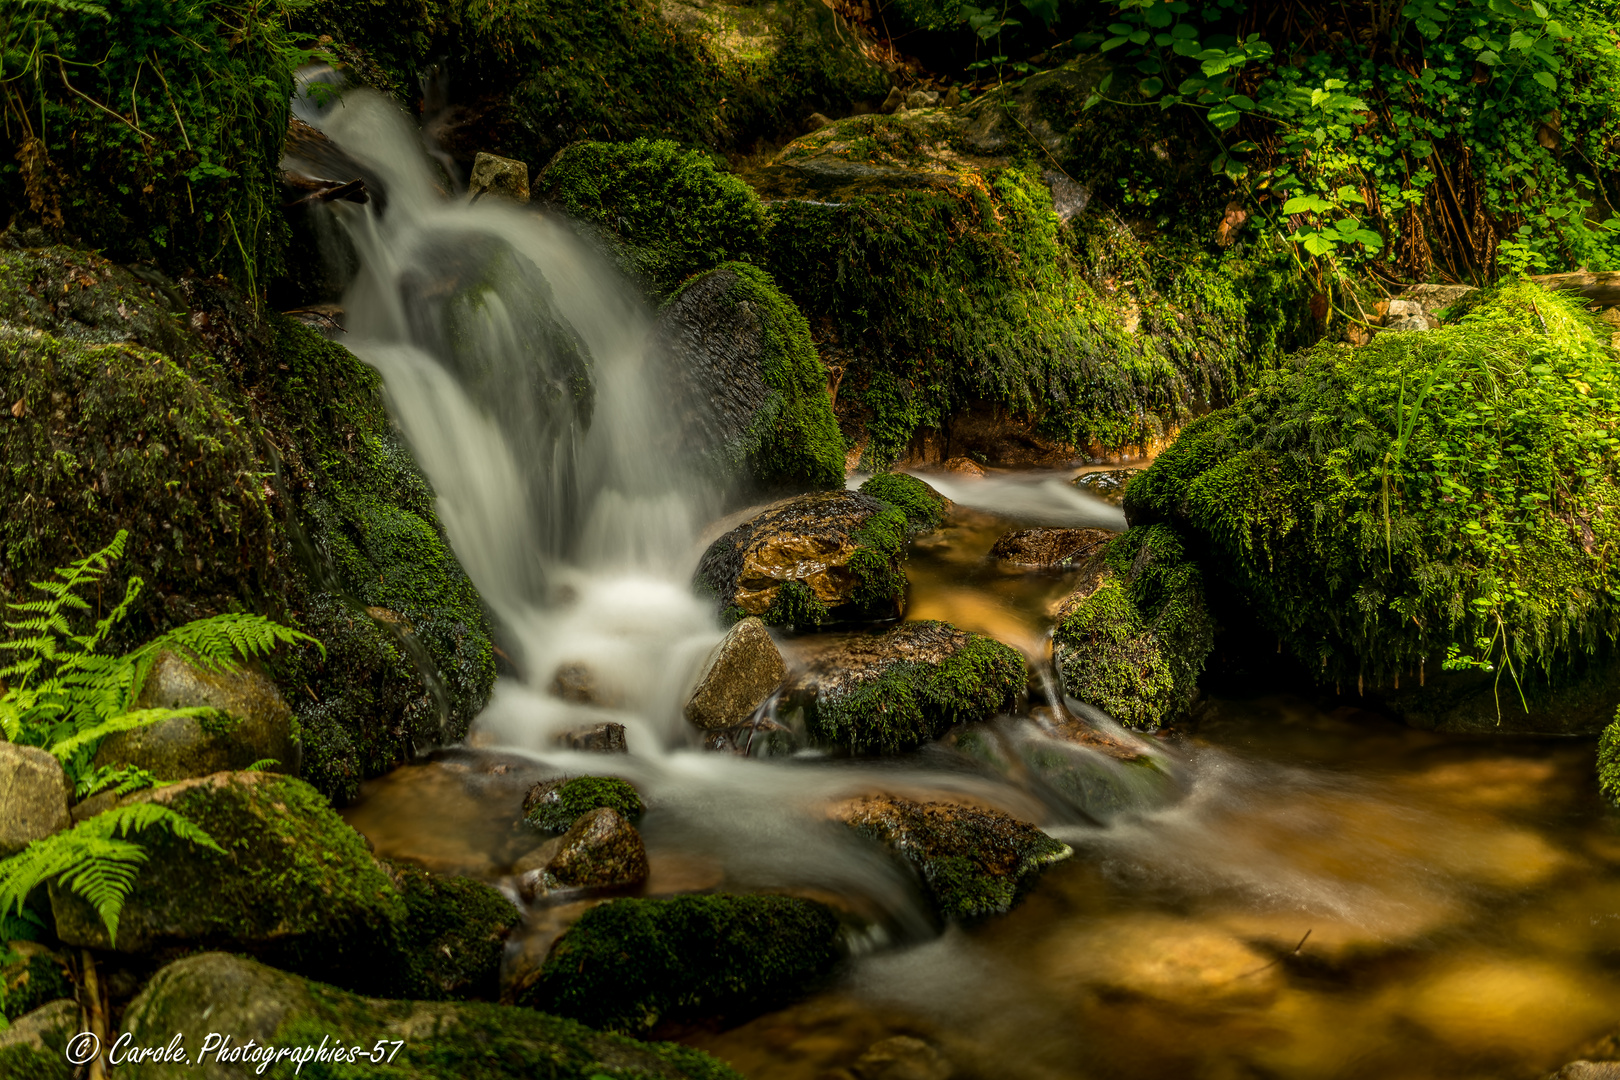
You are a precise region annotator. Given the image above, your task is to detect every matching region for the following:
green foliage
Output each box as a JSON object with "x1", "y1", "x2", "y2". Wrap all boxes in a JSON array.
[
  {"x1": 524, "y1": 894, "x2": 842, "y2": 1034},
  {"x1": 809, "y1": 627, "x2": 1026, "y2": 754},
  {"x1": 1052, "y1": 524, "x2": 1213, "y2": 729},
  {"x1": 538, "y1": 139, "x2": 767, "y2": 298},
  {"x1": 0, "y1": 0, "x2": 314, "y2": 291},
  {"x1": 0, "y1": 947, "x2": 73, "y2": 1023},
  {"x1": 524, "y1": 776, "x2": 644, "y2": 833},
  {"x1": 382, "y1": 861, "x2": 520, "y2": 1001},
  {"x1": 1127, "y1": 279, "x2": 1620, "y2": 699},
  {"x1": 848, "y1": 503, "x2": 911, "y2": 613},
  {"x1": 0, "y1": 803, "x2": 222, "y2": 946},
  {"x1": 858, "y1": 473, "x2": 951, "y2": 531},
  {"x1": 762, "y1": 580, "x2": 829, "y2": 630},
  {"x1": 1599, "y1": 709, "x2": 1620, "y2": 803}
]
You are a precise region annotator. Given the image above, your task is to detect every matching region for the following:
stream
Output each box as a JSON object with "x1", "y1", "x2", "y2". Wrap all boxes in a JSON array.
[{"x1": 304, "y1": 84, "x2": 1620, "y2": 1080}]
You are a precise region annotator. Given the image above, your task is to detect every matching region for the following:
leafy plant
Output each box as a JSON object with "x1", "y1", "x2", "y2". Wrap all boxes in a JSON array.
[{"x1": 0, "y1": 531, "x2": 319, "y2": 942}]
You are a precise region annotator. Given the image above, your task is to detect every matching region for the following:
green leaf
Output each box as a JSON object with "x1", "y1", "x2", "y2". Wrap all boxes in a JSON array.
[
  {"x1": 1100, "y1": 35, "x2": 1130, "y2": 51},
  {"x1": 1533, "y1": 71, "x2": 1557, "y2": 91},
  {"x1": 1140, "y1": 77, "x2": 1164, "y2": 97},
  {"x1": 1209, "y1": 103, "x2": 1242, "y2": 129}
]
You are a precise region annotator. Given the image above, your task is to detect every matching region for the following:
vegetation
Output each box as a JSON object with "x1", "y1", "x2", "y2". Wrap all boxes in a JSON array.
[
  {"x1": 524, "y1": 776, "x2": 644, "y2": 833},
  {"x1": 859, "y1": 473, "x2": 951, "y2": 531},
  {"x1": 1127, "y1": 280, "x2": 1620, "y2": 705},
  {"x1": 1051, "y1": 524, "x2": 1212, "y2": 730},
  {"x1": 522, "y1": 894, "x2": 842, "y2": 1034},
  {"x1": 1602, "y1": 712, "x2": 1620, "y2": 804}
]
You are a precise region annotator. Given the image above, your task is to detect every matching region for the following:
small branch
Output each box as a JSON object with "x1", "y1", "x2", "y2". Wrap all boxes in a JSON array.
[{"x1": 56, "y1": 58, "x2": 156, "y2": 142}]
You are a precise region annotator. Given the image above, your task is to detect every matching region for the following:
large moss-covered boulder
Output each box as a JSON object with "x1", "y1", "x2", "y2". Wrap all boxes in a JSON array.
[
  {"x1": 49, "y1": 774, "x2": 404, "y2": 982},
  {"x1": 832, "y1": 795, "x2": 1070, "y2": 921},
  {"x1": 1126, "y1": 281, "x2": 1620, "y2": 734},
  {"x1": 517, "y1": 894, "x2": 842, "y2": 1034},
  {"x1": 120, "y1": 952, "x2": 743, "y2": 1080},
  {"x1": 302, "y1": 0, "x2": 887, "y2": 171},
  {"x1": 695, "y1": 490, "x2": 909, "y2": 626},
  {"x1": 0, "y1": 245, "x2": 496, "y2": 802},
  {"x1": 1051, "y1": 524, "x2": 1213, "y2": 730},
  {"x1": 381, "y1": 860, "x2": 521, "y2": 1001},
  {"x1": 658, "y1": 262, "x2": 844, "y2": 489},
  {"x1": 783, "y1": 621, "x2": 1026, "y2": 754},
  {"x1": 858, "y1": 473, "x2": 952, "y2": 531}
]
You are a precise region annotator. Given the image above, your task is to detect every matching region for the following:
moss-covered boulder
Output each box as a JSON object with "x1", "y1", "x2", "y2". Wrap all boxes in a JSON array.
[
  {"x1": 49, "y1": 774, "x2": 404, "y2": 981},
  {"x1": 784, "y1": 621, "x2": 1026, "y2": 754},
  {"x1": 0, "y1": 944, "x2": 73, "y2": 1024},
  {"x1": 658, "y1": 262, "x2": 844, "y2": 489},
  {"x1": 381, "y1": 861, "x2": 521, "y2": 1001},
  {"x1": 120, "y1": 951, "x2": 744, "y2": 1080},
  {"x1": 0, "y1": 245, "x2": 496, "y2": 802},
  {"x1": 302, "y1": 0, "x2": 887, "y2": 172},
  {"x1": 1051, "y1": 525, "x2": 1214, "y2": 731},
  {"x1": 1126, "y1": 281, "x2": 1620, "y2": 734},
  {"x1": 517, "y1": 894, "x2": 842, "y2": 1034},
  {"x1": 0, "y1": 998, "x2": 76, "y2": 1080},
  {"x1": 832, "y1": 795, "x2": 1070, "y2": 921},
  {"x1": 523, "y1": 776, "x2": 645, "y2": 833},
  {"x1": 858, "y1": 473, "x2": 952, "y2": 531},
  {"x1": 517, "y1": 807, "x2": 651, "y2": 894},
  {"x1": 694, "y1": 490, "x2": 909, "y2": 626}
]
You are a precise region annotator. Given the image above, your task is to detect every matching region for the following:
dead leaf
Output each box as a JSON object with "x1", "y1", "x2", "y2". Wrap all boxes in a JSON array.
[{"x1": 10, "y1": 398, "x2": 23, "y2": 418}]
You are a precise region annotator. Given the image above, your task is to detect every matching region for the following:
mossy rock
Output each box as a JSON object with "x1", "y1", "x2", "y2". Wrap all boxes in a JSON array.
[
  {"x1": 382, "y1": 861, "x2": 522, "y2": 1001},
  {"x1": 1125, "y1": 280, "x2": 1620, "y2": 733},
  {"x1": 749, "y1": 92, "x2": 1312, "y2": 470},
  {"x1": 1051, "y1": 524, "x2": 1213, "y2": 731},
  {"x1": 1602, "y1": 712, "x2": 1620, "y2": 803},
  {"x1": 858, "y1": 473, "x2": 952, "y2": 531},
  {"x1": 0, "y1": 944, "x2": 73, "y2": 1024},
  {"x1": 659, "y1": 263, "x2": 844, "y2": 490},
  {"x1": 786, "y1": 621, "x2": 1027, "y2": 754},
  {"x1": 694, "y1": 490, "x2": 909, "y2": 626},
  {"x1": 0, "y1": 999, "x2": 77, "y2": 1080},
  {"x1": 301, "y1": 0, "x2": 886, "y2": 171},
  {"x1": 833, "y1": 795, "x2": 1070, "y2": 921},
  {"x1": 0, "y1": 245, "x2": 496, "y2": 803},
  {"x1": 523, "y1": 776, "x2": 645, "y2": 833},
  {"x1": 120, "y1": 951, "x2": 744, "y2": 1080},
  {"x1": 49, "y1": 773, "x2": 406, "y2": 991},
  {"x1": 518, "y1": 894, "x2": 842, "y2": 1034}
]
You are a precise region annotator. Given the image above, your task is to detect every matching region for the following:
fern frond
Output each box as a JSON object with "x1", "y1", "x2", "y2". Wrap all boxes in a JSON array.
[
  {"x1": 0, "y1": 802, "x2": 222, "y2": 946},
  {"x1": 243, "y1": 758, "x2": 281, "y2": 772},
  {"x1": 48, "y1": 707, "x2": 217, "y2": 763},
  {"x1": 126, "y1": 613, "x2": 322, "y2": 702},
  {"x1": 74, "y1": 763, "x2": 161, "y2": 800}
]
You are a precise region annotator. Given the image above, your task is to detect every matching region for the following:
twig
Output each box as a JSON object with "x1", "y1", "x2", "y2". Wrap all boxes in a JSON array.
[{"x1": 56, "y1": 59, "x2": 156, "y2": 142}]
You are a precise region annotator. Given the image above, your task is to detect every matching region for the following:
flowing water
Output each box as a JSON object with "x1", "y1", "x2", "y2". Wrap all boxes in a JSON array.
[{"x1": 302, "y1": 86, "x2": 1620, "y2": 1079}]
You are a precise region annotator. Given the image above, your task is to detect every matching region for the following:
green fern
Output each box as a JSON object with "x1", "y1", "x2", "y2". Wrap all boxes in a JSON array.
[
  {"x1": 74, "y1": 763, "x2": 162, "y2": 801},
  {"x1": 0, "y1": 804, "x2": 224, "y2": 946}
]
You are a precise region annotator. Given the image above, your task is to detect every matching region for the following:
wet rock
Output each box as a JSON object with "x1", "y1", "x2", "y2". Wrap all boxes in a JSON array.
[
  {"x1": 832, "y1": 795, "x2": 1070, "y2": 921},
  {"x1": 1051, "y1": 525, "x2": 1212, "y2": 731},
  {"x1": 91, "y1": 647, "x2": 298, "y2": 781},
  {"x1": 0, "y1": 743, "x2": 71, "y2": 857},
  {"x1": 694, "y1": 490, "x2": 909, "y2": 626},
  {"x1": 555, "y1": 722, "x2": 628, "y2": 753},
  {"x1": 517, "y1": 894, "x2": 842, "y2": 1034},
  {"x1": 535, "y1": 807, "x2": 650, "y2": 890},
  {"x1": 859, "y1": 473, "x2": 952, "y2": 531},
  {"x1": 1019, "y1": 723, "x2": 1179, "y2": 822},
  {"x1": 988, "y1": 527, "x2": 1112, "y2": 567},
  {"x1": 380, "y1": 860, "x2": 521, "y2": 1001},
  {"x1": 48, "y1": 772, "x2": 406, "y2": 992},
  {"x1": 1072, "y1": 468, "x2": 1139, "y2": 506},
  {"x1": 0, "y1": 998, "x2": 77, "y2": 1079},
  {"x1": 1049, "y1": 915, "x2": 1283, "y2": 1007},
  {"x1": 523, "y1": 775, "x2": 644, "y2": 832},
  {"x1": 118, "y1": 952, "x2": 742, "y2": 1080},
  {"x1": 685, "y1": 617, "x2": 786, "y2": 730},
  {"x1": 0, "y1": 943, "x2": 74, "y2": 1022},
  {"x1": 468, "y1": 151, "x2": 530, "y2": 202},
  {"x1": 1551, "y1": 1063, "x2": 1620, "y2": 1079},
  {"x1": 550, "y1": 662, "x2": 615, "y2": 706},
  {"x1": 785, "y1": 621, "x2": 1026, "y2": 755},
  {"x1": 903, "y1": 90, "x2": 938, "y2": 110},
  {"x1": 658, "y1": 262, "x2": 844, "y2": 489},
  {"x1": 853, "y1": 1036, "x2": 954, "y2": 1080},
  {"x1": 942, "y1": 456, "x2": 986, "y2": 477}
]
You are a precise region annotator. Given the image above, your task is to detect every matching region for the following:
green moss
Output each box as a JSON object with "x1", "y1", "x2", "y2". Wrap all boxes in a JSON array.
[
  {"x1": 0, "y1": 950, "x2": 72, "y2": 1023},
  {"x1": 382, "y1": 861, "x2": 521, "y2": 1001},
  {"x1": 1600, "y1": 711, "x2": 1620, "y2": 803},
  {"x1": 1052, "y1": 525, "x2": 1213, "y2": 730},
  {"x1": 762, "y1": 579, "x2": 829, "y2": 629},
  {"x1": 858, "y1": 473, "x2": 950, "y2": 531},
  {"x1": 521, "y1": 894, "x2": 842, "y2": 1034},
  {"x1": 0, "y1": 1046, "x2": 70, "y2": 1080},
  {"x1": 809, "y1": 627, "x2": 1026, "y2": 754},
  {"x1": 1127, "y1": 280, "x2": 1620, "y2": 695},
  {"x1": 664, "y1": 262, "x2": 845, "y2": 488},
  {"x1": 525, "y1": 777, "x2": 644, "y2": 833},
  {"x1": 541, "y1": 141, "x2": 767, "y2": 298},
  {"x1": 848, "y1": 503, "x2": 911, "y2": 613}
]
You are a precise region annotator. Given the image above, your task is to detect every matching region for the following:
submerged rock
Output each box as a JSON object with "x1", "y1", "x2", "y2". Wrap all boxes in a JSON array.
[
  {"x1": 685, "y1": 617, "x2": 786, "y2": 730},
  {"x1": 92, "y1": 647, "x2": 298, "y2": 781},
  {"x1": 554, "y1": 722, "x2": 628, "y2": 753},
  {"x1": 0, "y1": 998, "x2": 77, "y2": 1079},
  {"x1": 659, "y1": 262, "x2": 844, "y2": 490},
  {"x1": 1052, "y1": 524, "x2": 1213, "y2": 731},
  {"x1": 0, "y1": 743, "x2": 70, "y2": 857},
  {"x1": 518, "y1": 894, "x2": 842, "y2": 1034},
  {"x1": 523, "y1": 776, "x2": 644, "y2": 833},
  {"x1": 694, "y1": 490, "x2": 909, "y2": 626},
  {"x1": 786, "y1": 621, "x2": 1026, "y2": 754},
  {"x1": 833, "y1": 795, "x2": 1070, "y2": 921},
  {"x1": 119, "y1": 951, "x2": 743, "y2": 1080},
  {"x1": 853, "y1": 1036, "x2": 954, "y2": 1080},
  {"x1": 989, "y1": 527, "x2": 1113, "y2": 568}
]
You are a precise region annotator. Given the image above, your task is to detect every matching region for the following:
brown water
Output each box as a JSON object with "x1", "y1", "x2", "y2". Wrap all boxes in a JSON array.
[{"x1": 345, "y1": 473, "x2": 1620, "y2": 1080}]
